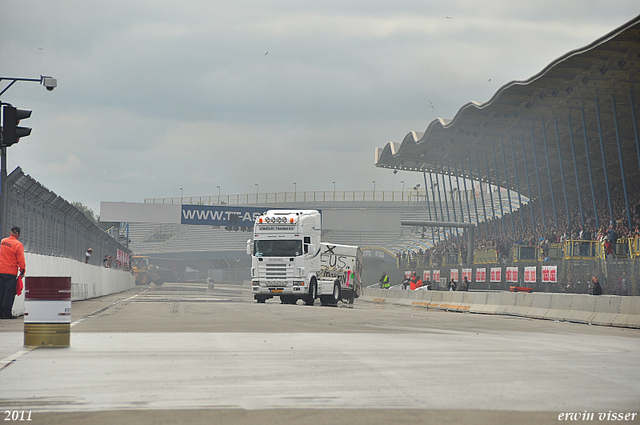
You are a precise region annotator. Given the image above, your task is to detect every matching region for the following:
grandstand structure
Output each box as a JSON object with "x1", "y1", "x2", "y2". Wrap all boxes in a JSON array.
[
  {"x1": 128, "y1": 189, "x2": 515, "y2": 283},
  {"x1": 127, "y1": 16, "x2": 640, "y2": 293},
  {"x1": 375, "y1": 15, "x2": 640, "y2": 236}
]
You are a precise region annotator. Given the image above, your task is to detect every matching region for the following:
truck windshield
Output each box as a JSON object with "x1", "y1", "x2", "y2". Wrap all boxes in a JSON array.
[{"x1": 254, "y1": 240, "x2": 303, "y2": 257}]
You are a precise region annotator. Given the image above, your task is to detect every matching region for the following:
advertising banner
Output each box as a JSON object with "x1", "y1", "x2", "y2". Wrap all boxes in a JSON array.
[
  {"x1": 490, "y1": 267, "x2": 502, "y2": 283},
  {"x1": 181, "y1": 205, "x2": 266, "y2": 226},
  {"x1": 476, "y1": 268, "x2": 486, "y2": 282},
  {"x1": 423, "y1": 270, "x2": 430, "y2": 282},
  {"x1": 462, "y1": 268, "x2": 472, "y2": 282},
  {"x1": 524, "y1": 266, "x2": 537, "y2": 283},
  {"x1": 541, "y1": 265, "x2": 557, "y2": 283},
  {"x1": 450, "y1": 269, "x2": 459, "y2": 282},
  {"x1": 433, "y1": 270, "x2": 440, "y2": 283},
  {"x1": 506, "y1": 267, "x2": 518, "y2": 283}
]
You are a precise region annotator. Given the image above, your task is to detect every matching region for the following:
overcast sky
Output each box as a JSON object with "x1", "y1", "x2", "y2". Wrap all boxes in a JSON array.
[{"x1": 1, "y1": 1, "x2": 638, "y2": 213}]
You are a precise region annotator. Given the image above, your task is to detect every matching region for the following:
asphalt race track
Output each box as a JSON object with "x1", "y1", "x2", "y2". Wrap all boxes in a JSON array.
[{"x1": 1, "y1": 282, "x2": 638, "y2": 425}]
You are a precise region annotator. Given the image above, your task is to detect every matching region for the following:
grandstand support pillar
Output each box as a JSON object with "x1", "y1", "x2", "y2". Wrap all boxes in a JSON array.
[
  {"x1": 491, "y1": 142, "x2": 506, "y2": 233},
  {"x1": 459, "y1": 156, "x2": 473, "y2": 225},
  {"x1": 423, "y1": 171, "x2": 435, "y2": 241},
  {"x1": 500, "y1": 135, "x2": 515, "y2": 232},
  {"x1": 521, "y1": 135, "x2": 536, "y2": 232},
  {"x1": 509, "y1": 136, "x2": 524, "y2": 232},
  {"x1": 595, "y1": 98, "x2": 614, "y2": 225},
  {"x1": 611, "y1": 95, "x2": 633, "y2": 229},
  {"x1": 446, "y1": 162, "x2": 461, "y2": 242},
  {"x1": 441, "y1": 163, "x2": 452, "y2": 224},
  {"x1": 541, "y1": 119, "x2": 559, "y2": 228},
  {"x1": 428, "y1": 172, "x2": 442, "y2": 242},
  {"x1": 476, "y1": 151, "x2": 489, "y2": 236},
  {"x1": 467, "y1": 152, "x2": 480, "y2": 230},
  {"x1": 437, "y1": 165, "x2": 447, "y2": 228},
  {"x1": 453, "y1": 162, "x2": 465, "y2": 224},
  {"x1": 630, "y1": 91, "x2": 640, "y2": 182},
  {"x1": 483, "y1": 151, "x2": 498, "y2": 234},
  {"x1": 401, "y1": 220, "x2": 475, "y2": 266},
  {"x1": 554, "y1": 117, "x2": 571, "y2": 228},
  {"x1": 531, "y1": 126, "x2": 546, "y2": 230},
  {"x1": 581, "y1": 108, "x2": 599, "y2": 228},
  {"x1": 567, "y1": 116, "x2": 585, "y2": 226}
]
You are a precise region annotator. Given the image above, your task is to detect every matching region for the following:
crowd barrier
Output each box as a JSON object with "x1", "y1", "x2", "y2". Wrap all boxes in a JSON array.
[
  {"x1": 361, "y1": 288, "x2": 640, "y2": 328},
  {"x1": 11, "y1": 253, "x2": 136, "y2": 317}
]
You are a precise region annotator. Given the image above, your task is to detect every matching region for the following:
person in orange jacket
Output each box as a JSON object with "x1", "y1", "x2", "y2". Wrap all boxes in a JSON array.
[
  {"x1": 409, "y1": 272, "x2": 423, "y2": 290},
  {"x1": 0, "y1": 227, "x2": 26, "y2": 319}
]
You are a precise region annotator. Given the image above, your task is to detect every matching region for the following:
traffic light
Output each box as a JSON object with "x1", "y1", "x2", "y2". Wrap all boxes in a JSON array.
[{"x1": 2, "y1": 105, "x2": 32, "y2": 147}]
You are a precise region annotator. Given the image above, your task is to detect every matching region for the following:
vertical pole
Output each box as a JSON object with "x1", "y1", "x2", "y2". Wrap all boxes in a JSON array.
[
  {"x1": 595, "y1": 98, "x2": 614, "y2": 224},
  {"x1": 581, "y1": 108, "x2": 599, "y2": 229},
  {"x1": 630, "y1": 91, "x2": 640, "y2": 181},
  {"x1": 612, "y1": 95, "x2": 632, "y2": 228},
  {"x1": 531, "y1": 126, "x2": 547, "y2": 230},
  {"x1": 554, "y1": 117, "x2": 571, "y2": 229},
  {"x1": 468, "y1": 152, "x2": 480, "y2": 230},
  {"x1": 484, "y1": 152, "x2": 498, "y2": 234},
  {"x1": 423, "y1": 171, "x2": 435, "y2": 241},
  {"x1": 491, "y1": 143, "x2": 506, "y2": 233},
  {"x1": 500, "y1": 135, "x2": 515, "y2": 233},
  {"x1": 567, "y1": 116, "x2": 585, "y2": 225},
  {"x1": 428, "y1": 172, "x2": 441, "y2": 242},
  {"x1": 441, "y1": 163, "x2": 452, "y2": 243},
  {"x1": 476, "y1": 152, "x2": 489, "y2": 235},
  {"x1": 521, "y1": 135, "x2": 536, "y2": 232},
  {"x1": 447, "y1": 163, "x2": 460, "y2": 242},
  {"x1": 460, "y1": 154, "x2": 473, "y2": 224},
  {"x1": 454, "y1": 162, "x2": 465, "y2": 223},
  {"x1": 1, "y1": 145, "x2": 6, "y2": 238},
  {"x1": 510, "y1": 136, "x2": 524, "y2": 231},
  {"x1": 542, "y1": 119, "x2": 559, "y2": 228}
]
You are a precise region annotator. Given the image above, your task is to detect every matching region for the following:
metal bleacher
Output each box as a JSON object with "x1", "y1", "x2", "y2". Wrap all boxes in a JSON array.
[{"x1": 127, "y1": 189, "x2": 516, "y2": 259}]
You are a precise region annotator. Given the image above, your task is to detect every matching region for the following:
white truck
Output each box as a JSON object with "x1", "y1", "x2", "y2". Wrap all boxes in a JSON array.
[{"x1": 247, "y1": 209, "x2": 362, "y2": 306}]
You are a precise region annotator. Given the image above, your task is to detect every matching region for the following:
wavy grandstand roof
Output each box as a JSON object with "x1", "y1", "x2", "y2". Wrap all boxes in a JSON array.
[{"x1": 375, "y1": 15, "x2": 640, "y2": 204}]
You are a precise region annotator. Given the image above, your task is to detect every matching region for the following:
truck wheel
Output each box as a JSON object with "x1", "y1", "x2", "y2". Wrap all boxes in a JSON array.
[
  {"x1": 140, "y1": 274, "x2": 152, "y2": 285},
  {"x1": 347, "y1": 290, "x2": 355, "y2": 304},
  {"x1": 331, "y1": 282, "x2": 340, "y2": 306},
  {"x1": 255, "y1": 296, "x2": 267, "y2": 303},
  {"x1": 304, "y1": 279, "x2": 317, "y2": 306}
]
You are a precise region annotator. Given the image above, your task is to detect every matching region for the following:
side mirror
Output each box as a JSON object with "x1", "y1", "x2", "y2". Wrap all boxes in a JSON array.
[
  {"x1": 307, "y1": 244, "x2": 315, "y2": 254},
  {"x1": 246, "y1": 239, "x2": 252, "y2": 256}
]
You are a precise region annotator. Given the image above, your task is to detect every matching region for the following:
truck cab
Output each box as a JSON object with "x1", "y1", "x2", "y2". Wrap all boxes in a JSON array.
[{"x1": 247, "y1": 210, "x2": 322, "y2": 304}]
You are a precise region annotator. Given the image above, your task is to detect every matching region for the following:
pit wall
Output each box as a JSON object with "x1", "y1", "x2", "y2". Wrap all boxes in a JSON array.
[
  {"x1": 360, "y1": 288, "x2": 640, "y2": 328},
  {"x1": 11, "y1": 253, "x2": 135, "y2": 316}
]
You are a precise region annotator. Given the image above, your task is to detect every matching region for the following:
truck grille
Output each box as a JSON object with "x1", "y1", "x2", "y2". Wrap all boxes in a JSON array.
[{"x1": 260, "y1": 263, "x2": 293, "y2": 279}]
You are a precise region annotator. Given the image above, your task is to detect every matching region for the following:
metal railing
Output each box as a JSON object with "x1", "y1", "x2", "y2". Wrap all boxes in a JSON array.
[
  {"x1": 4, "y1": 167, "x2": 130, "y2": 264},
  {"x1": 144, "y1": 189, "x2": 505, "y2": 206}
]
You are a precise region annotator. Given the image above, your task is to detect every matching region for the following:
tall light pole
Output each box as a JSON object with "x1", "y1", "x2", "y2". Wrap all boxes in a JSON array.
[
  {"x1": 180, "y1": 187, "x2": 183, "y2": 204},
  {"x1": 401, "y1": 180, "x2": 404, "y2": 191},
  {"x1": 332, "y1": 181, "x2": 335, "y2": 192},
  {"x1": 0, "y1": 75, "x2": 56, "y2": 238},
  {"x1": 255, "y1": 183, "x2": 259, "y2": 201},
  {"x1": 372, "y1": 180, "x2": 376, "y2": 191},
  {"x1": 217, "y1": 185, "x2": 220, "y2": 204}
]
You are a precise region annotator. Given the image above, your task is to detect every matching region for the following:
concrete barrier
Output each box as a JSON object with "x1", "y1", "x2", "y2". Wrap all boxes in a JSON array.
[
  {"x1": 528, "y1": 293, "x2": 553, "y2": 319},
  {"x1": 468, "y1": 292, "x2": 488, "y2": 314},
  {"x1": 545, "y1": 294, "x2": 574, "y2": 321},
  {"x1": 12, "y1": 253, "x2": 135, "y2": 317},
  {"x1": 360, "y1": 288, "x2": 640, "y2": 328},
  {"x1": 613, "y1": 297, "x2": 640, "y2": 328},
  {"x1": 509, "y1": 292, "x2": 534, "y2": 317},
  {"x1": 564, "y1": 295, "x2": 597, "y2": 324},
  {"x1": 590, "y1": 296, "x2": 622, "y2": 327}
]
